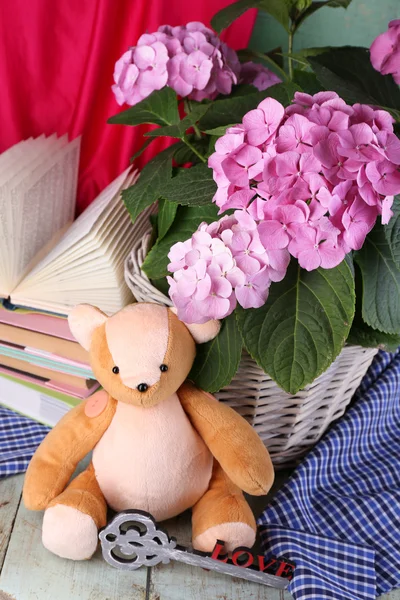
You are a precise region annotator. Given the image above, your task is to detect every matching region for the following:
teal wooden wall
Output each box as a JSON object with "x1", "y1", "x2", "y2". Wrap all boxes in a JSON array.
[{"x1": 250, "y1": 0, "x2": 400, "y2": 55}]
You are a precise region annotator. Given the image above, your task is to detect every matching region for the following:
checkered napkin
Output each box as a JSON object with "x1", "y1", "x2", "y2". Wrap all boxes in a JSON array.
[
  {"x1": 258, "y1": 349, "x2": 400, "y2": 600},
  {"x1": 0, "y1": 407, "x2": 50, "y2": 478}
]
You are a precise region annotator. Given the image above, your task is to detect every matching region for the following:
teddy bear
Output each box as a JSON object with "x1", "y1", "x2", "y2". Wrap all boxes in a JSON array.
[{"x1": 23, "y1": 302, "x2": 274, "y2": 561}]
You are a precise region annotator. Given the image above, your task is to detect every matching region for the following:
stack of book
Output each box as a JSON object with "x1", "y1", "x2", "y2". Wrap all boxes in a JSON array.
[
  {"x1": 0, "y1": 135, "x2": 138, "y2": 425},
  {"x1": 0, "y1": 304, "x2": 97, "y2": 425}
]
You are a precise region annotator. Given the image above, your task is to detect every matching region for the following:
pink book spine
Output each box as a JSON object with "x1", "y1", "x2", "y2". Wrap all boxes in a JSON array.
[{"x1": 0, "y1": 309, "x2": 75, "y2": 341}]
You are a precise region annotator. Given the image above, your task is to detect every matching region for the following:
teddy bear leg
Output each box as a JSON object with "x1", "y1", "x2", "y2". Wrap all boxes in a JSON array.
[
  {"x1": 42, "y1": 462, "x2": 107, "y2": 560},
  {"x1": 192, "y1": 460, "x2": 256, "y2": 553}
]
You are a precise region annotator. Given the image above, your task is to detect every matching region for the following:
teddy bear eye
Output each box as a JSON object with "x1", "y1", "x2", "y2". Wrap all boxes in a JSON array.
[
  {"x1": 112, "y1": 366, "x2": 120, "y2": 374},
  {"x1": 160, "y1": 364, "x2": 168, "y2": 372}
]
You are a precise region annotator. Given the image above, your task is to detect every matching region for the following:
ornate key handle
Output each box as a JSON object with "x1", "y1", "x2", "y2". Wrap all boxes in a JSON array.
[
  {"x1": 99, "y1": 510, "x2": 179, "y2": 570},
  {"x1": 99, "y1": 511, "x2": 294, "y2": 590}
]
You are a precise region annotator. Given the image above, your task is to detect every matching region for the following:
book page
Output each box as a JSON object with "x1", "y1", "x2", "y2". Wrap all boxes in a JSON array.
[
  {"x1": 12, "y1": 137, "x2": 80, "y2": 284},
  {"x1": 0, "y1": 135, "x2": 80, "y2": 296},
  {"x1": 0, "y1": 138, "x2": 34, "y2": 184},
  {"x1": 12, "y1": 168, "x2": 138, "y2": 315},
  {"x1": 1, "y1": 136, "x2": 61, "y2": 287},
  {"x1": 16, "y1": 167, "x2": 133, "y2": 284},
  {"x1": 0, "y1": 374, "x2": 78, "y2": 426},
  {"x1": 0, "y1": 139, "x2": 43, "y2": 292},
  {"x1": 23, "y1": 199, "x2": 127, "y2": 285}
]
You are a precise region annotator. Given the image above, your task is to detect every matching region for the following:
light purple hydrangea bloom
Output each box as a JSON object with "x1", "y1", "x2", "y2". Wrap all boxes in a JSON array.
[
  {"x1": 112, "y1": 22, "x2": 241, "y2": 105},
  {"x1": 168, "y1": 92, "x2": 400, "y2": 323},
  {"x1": 239, "y1": 61, "x2": 281, "y2": 91},
  {"x1": 167, "y1": 213, "x2": 289, "y2": 323},
  {"x1": 112, "y1": 34, "x2": 169, "y2": 106}
]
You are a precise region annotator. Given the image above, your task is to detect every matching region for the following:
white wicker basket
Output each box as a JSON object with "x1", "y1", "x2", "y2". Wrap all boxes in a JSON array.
[{"x1": 124, "y1": 209, "x2": 378, "y2": 467}]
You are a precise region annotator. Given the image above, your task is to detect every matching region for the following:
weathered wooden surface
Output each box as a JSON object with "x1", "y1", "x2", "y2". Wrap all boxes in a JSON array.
[
  {"x1": 0, "y1": 473, "x2": 398, "y2": 599},
  {"x1": 0, "y1": 489, "x2": 148, "y2": 600},
  {"x1": 0, "y1": 474, "x2": 23, "y2": 571}
]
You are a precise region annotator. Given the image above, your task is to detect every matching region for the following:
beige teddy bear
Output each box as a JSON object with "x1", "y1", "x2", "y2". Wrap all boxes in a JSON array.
[{"x1": 23, "y1": 303, "x2": 274, "y2": 560}]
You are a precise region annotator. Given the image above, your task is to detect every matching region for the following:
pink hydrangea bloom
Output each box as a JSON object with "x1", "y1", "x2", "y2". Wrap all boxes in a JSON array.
[
  {"x1": 169, "y1": 90, "x2": 400, "y2": 323},
  {"x1": 242, "y1": 97, "x2": 284, "y2": 146},
  {"x1": 167, "y1": 209, "x2": 291, "y2": 322},
  {"x1": 112, "y1": 21, "x2": 241, "y2": 106},
  {"x1": 221, "y1": 145, "x2": 263, "y2": 187},
  {"x1": 370, "y1": 20, "x2": 400, "y2": 84},
  {"x1": 208, "y1": 91, "x2": 400, "y2": 254},
  {"x1": 288, "y1": 224, "x2": 345, "y2": 271},
  {"x1": 258, "y1": 204, "x2": 307, "y2": 250},
  {"x1": 168, "y1": 228, "x2": 240, "y2": 323},
  {"x1": 235, "y1": 267, "x2": 271, "y2": 309}
]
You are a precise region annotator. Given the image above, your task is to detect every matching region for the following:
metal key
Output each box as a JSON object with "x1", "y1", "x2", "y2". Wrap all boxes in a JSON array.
[{"x1": 99, "y1": 510, "x2": 293, "y2": 590}]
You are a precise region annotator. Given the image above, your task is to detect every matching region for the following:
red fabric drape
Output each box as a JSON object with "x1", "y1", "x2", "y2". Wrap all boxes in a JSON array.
[{"x1": 0, "y1": 1, "x2": 256, "y2": 213}]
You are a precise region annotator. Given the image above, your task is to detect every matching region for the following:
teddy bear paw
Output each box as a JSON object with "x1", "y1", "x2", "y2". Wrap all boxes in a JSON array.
[
  {"x1": 193, "y1": 521, "x2": 256, "y2": 553},
  {"x1": 42, "y1": 504, "x2": 98, "y2": 560}
]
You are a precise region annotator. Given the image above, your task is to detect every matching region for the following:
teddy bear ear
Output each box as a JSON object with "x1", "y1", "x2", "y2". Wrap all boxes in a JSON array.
[
  {"x1": 68, "y1": 304, "x2": 108, "y2": 351},
  {"x1": 169, "y1": 307, "x2": 221, "y2": 344}
]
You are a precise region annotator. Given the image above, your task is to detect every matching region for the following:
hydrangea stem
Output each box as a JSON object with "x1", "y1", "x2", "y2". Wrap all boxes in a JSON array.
[
  {"x1": 192, "y1": 123, "x2": 202, "y2": 140},
  {"x1": 183, "y1": 135, "x2": 206, "y2": 163},
  {"x1": 288, "y1": 24, "x2": 295, "y2": 80},
  {"x1": 184, "y1": 98, "x2": 202, "y2": 140}
]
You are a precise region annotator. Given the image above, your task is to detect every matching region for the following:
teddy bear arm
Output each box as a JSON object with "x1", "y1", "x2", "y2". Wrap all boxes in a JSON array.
[
  {"x1": 23, "y1": 391, "x2": 116, "y2": 511},
  {"x1": 178, "y1": 382, "x2": 274, "y2": 496}
]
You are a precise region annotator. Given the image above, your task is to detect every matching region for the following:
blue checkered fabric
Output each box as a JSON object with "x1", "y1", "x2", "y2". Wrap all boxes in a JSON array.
[
  {"x1": 0, "y1": 406, "x2": 50, "y2": 478},
  {"x1": 258, "y1": 349, "x2": 400, "y2": 600}
]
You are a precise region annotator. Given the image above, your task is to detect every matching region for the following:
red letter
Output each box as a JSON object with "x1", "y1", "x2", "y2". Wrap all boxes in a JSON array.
[
  {"x1": 276, "y1": 561, "x2": 295, "y2": 580},
  {"x1": 211, "y1": 541, "x2": 228, "y2": 563},
  {"x1": 257, "y1": 556, "x2": 277, "y2": 572},
  {"x1": 232, "y1": 549, "x2": 253, "y2": 569}
]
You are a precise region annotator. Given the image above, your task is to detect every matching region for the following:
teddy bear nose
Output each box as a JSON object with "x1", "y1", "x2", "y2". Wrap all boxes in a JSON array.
[{"x1": 137, "y1": 383, "x2": 148, "y2": 393}]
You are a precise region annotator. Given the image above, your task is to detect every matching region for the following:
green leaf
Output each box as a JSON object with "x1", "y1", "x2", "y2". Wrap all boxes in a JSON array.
[
  {"x1": 348, "y1": 261, "x2": 400, "y2": 351},
  {"x1": 189, "y1": 313, "x2": 243, "y2": 393},
  {"x1": 142, "y1": 204, "x2": 219, "y2": 279},
  {"x1": 211, "y1": 0, "x2": 257, "y2": 33},
  {"x1": 258, "y1": 0, "x2": 291, "y2": 31},
  {"x1": 348, "y1": 322, "x2": 400, "y2": 352},
  {"x1": 344, "y1": 252, "x2": 355, "y2": 277},
  {"x1": 202, "y1": 125, "x2": 236, "y2": 136},
  {"x1": 293, "y1": 69, "x2": 324, "y2": 94},
  {"x1": 355, "y1": 223, "x2": 400, "y2": 335},
  {"x1": 130, "y1": 138, "x2": 155, "y2": 162},
  {"x1": 144, "y1": 103, "x2": 210, "y2": 139},
  {"x1": 295, "y1": 0, "x2": 352, "y2": 30},
  {"x1": 151, "y1": 277, "x2": 170, "y2": 297},
  {"x1": 211, "y1": 0, "x2": 290, "y2": 34},
  {"x1": 236, "y1": 259, "x2": 355, "y2": 394},
  {"x1": 157, "y1": 199, "x2": 178, "y2": 240},
  {"x1": 173, "y1": 137, "x2": 210, "y2": 165},
  {"x1": 308, "y1": 47, "x2": 400, "y2": 115},
  {"x1": 161, "y1": 163, "x2": 216, "y2": 206},
  {"x1": 108, "y1": 87, "x2": 179, "y2": 126},
  {"x1": 199, "y1": 82, "x2": 300, "y2": 130},
  {"x1": 281, "y1": 47, "x2": 331, "y2": 70},
  {"x1": 384, "y1": 195, "x2": 400, "y2": 269},
  {"x1": 122, "y1": 144, "x2": 176, "y2": 224}
]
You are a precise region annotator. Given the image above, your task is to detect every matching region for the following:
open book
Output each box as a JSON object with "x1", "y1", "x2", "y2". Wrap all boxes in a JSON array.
[{"x1": 0, "y1": 136, "x2": 138, "y2": 315}]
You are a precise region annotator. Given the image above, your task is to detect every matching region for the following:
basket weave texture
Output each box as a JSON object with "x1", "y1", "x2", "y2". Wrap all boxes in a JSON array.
[{"x1": 124, "y1": 209, "x2": 378, "y2": 467}]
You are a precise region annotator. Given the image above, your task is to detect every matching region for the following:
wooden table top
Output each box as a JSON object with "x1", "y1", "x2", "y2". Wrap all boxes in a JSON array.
[{"x1": 0, "y1": 472, "x2": 397, "y2": 600}]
